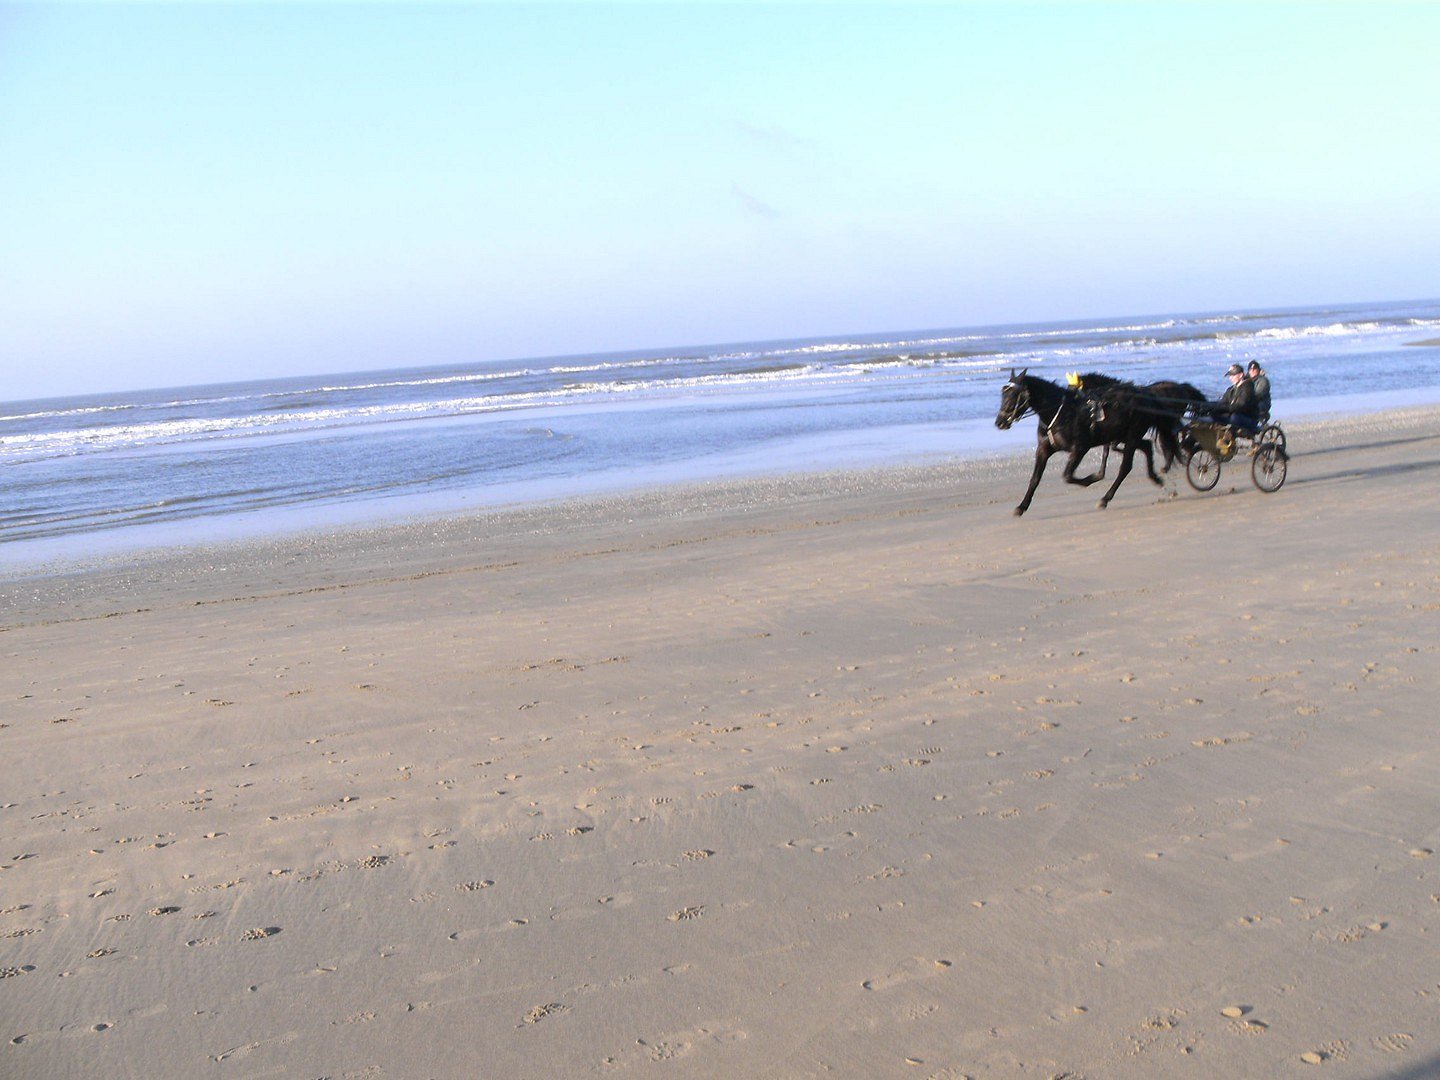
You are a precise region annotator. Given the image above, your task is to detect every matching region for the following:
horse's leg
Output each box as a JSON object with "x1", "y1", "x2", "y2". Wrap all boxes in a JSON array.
[
  {"x1": 1062, "y1": 445, "x2": 1101, "y2": 487},
  {"x1": 1137, "y1": 437, "x2": 1162, "y2": 485},
  {"x1": 1015, "y1": 443, "x2": 1054, "y2": 516},
  {"x1": 1098, "y1": 443, "x2": 1137, "y2": 508}
]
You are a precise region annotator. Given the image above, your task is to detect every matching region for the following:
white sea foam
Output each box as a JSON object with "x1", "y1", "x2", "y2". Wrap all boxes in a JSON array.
[
  {"x1": 1254, "y1": 322, "x2": 1383, "y2": 340},
  {"x1": 0, "y1": 401, "x2": 141, "y2": 423},
  {"x1": 312, "y1": 369, "x2": 524, "y2": 393}
]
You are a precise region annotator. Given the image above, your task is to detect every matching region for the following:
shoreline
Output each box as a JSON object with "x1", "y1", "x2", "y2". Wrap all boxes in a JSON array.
[
  {"x1": 3, "y1": 402, "x2": 1440, "y2": 1076},
  {"x1": 6, "y1": 402, "x2": 1440, "y2": 620},
  {"x1": 7, "y1": 386, "x2": 1440, "y2": 583}
]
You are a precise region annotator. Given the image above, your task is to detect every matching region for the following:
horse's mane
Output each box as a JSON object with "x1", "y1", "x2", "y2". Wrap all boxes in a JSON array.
[
  {"x1": 1076, "y1": 371, "x2": 1143, "y2": 405},
  {"x1": 1076, "y1": 371, "x2": 1128, "y2": 389},
  {"x1": 1148, "y1": 379, "x2": 1206, "y2": 405}
]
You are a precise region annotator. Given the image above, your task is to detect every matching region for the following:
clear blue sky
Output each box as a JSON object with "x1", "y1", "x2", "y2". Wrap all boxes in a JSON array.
[{"x1": 3, "y1": 2, "x2": 1437, "y2": 400}]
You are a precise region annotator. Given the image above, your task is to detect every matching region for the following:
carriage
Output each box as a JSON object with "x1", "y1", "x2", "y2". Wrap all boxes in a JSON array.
[{"x1": 1180, "y1": 416, "x2": 1287, "y2": 493}]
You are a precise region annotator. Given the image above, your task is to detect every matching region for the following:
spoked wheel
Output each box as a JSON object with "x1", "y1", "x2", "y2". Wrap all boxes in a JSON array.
[
  {"x1": 1256, "y1": 423, "x2": 1286, "y2": 454},
  {"x1": 1252, "y1": 444, "x2": 1287, "y2": 492},
  {"x1": 1186, "y1": 447, "x2": 1221, "y2": 491}
]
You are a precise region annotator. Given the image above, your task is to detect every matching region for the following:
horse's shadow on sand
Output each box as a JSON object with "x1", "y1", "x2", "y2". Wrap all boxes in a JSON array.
[
  {"x1": 1361, "y1": 1051, "x2": 1440, "y2": 1080},
  {"x1": 1296, "y1": 432, "x2": 1437, "y2": 458},
  {"x1": 1288, "y1": 454, "x2": 1440, "y2": 487}
]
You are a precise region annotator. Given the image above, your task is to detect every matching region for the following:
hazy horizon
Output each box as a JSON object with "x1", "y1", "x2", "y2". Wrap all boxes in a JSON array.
[{"x1": 5, "y1": 291, "x2": 1437, "y2": 406}]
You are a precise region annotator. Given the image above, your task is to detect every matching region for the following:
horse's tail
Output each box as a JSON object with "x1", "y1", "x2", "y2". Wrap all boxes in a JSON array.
[{"x1": 1154, "y1": 419, "x2": 1183, "y2": 471}]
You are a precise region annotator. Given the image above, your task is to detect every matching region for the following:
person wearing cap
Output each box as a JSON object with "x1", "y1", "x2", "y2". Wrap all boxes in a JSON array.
[
  {"x1": 1204, "y1": 363, "x2": 1261, "y2": 432},
  {"x1": 1247, "y1": 361, "x2": 1271, "y2": 422}
]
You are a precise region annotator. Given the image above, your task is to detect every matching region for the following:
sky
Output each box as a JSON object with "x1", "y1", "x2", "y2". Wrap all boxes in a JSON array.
[{"x1": 2, "y1": 2, "x2": 1438, "y2": 401}]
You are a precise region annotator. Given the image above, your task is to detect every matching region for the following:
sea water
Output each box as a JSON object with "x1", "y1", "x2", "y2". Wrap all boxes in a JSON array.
[{"x1": 4, "y1": 297, "x2": 1439, "y2": 568}]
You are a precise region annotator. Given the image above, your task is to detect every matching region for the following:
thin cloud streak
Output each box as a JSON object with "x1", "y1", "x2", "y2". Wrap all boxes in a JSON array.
[{"x1": 731, "y1": 184, "x2": 781, "y2": 219}]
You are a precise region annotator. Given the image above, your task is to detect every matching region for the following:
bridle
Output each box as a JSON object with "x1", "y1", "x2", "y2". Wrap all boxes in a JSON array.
[
  {"x1": 997, "y1": 379, "x2": 1033, "y2": 428},
  {"x1": 998, "y1": 375, "x2": 1071, "y2": 440}
]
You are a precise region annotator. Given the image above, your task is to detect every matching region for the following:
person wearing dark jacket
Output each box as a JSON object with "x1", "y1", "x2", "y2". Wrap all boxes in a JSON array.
[
  {"x1": 1206, "y1": 363, "x2": 1260, "y2": 431},
  {"x1": 1247, "y1": 361, "x2": 1271, "y2": 421}
]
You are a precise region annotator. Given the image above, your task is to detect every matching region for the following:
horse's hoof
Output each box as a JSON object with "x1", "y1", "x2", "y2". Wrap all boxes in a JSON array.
[
  {"x1": 1097, "y1": 499, "x2": 1109, "y2": 509},
  {"x1": 1013, "y1": 507, "x2": 1026, "y2": 517}
]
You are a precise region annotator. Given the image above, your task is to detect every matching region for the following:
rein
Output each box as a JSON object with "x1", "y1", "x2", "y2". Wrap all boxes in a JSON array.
[{"x1": 1044, "y1": 397, "x2": 1067, "y2": 436}]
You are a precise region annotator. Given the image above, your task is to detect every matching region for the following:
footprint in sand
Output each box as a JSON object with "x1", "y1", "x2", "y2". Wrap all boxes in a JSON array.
[
  {"x1": 1192, "y1": 733, "x2": 1253, "y2": 748},
  {"x1": 862, "y1": 957, "x2": 952, "y2": 991},
  {"x1": 1373, "y1": 1032, "x2": 1413, "y2": 1053},
  {"x1": 241, "y1": 927, "x2": 281, "y2": 941},
  {"x1": 637, "y1": 1037, "x2": 696, "y2": 1062},
  {"x1": 522, "y1": 1002, "x2": 567, "y2": 1026},
  {"x1": 1300, "y1": 1039, "x2": 1348, "y2": 1064}
]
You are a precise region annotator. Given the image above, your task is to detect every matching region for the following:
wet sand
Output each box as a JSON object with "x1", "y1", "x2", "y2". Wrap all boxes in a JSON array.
[{"x1": 4, "y1": 407, "x2": 1439, "y2": 1078}]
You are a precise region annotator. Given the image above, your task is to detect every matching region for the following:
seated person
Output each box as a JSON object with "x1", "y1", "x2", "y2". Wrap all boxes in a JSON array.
[
  {"x1": 1247, "y1": 360, "x2": 1271, "y2": 422},
  {"x1": 1202, "y1": 363, "x2": 1261, "y2": 433}
]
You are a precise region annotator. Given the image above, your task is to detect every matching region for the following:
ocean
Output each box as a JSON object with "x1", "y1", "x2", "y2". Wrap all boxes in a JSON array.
[{"x1": 4, "y1": 297, "x2": 1440, "y2": 570}]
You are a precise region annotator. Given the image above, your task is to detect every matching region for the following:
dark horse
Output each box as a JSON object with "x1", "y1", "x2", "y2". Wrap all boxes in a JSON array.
[
  {"x1": 994, "y1": 369, "x2": 1191, "y2": 515},
  {"x1": 1074, "y1": 372, "x2": 1206, "y2": 473}
]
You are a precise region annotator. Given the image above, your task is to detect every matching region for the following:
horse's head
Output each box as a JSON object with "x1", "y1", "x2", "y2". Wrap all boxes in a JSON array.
[{"x1": 995, "y1": 369, "x2": 1031, "y2": 430}]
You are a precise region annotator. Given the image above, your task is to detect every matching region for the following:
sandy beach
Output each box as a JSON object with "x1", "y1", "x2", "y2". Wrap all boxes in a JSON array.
[{"x1": 4, "y1": 407, "x2": 1439, "y2": 1079}]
